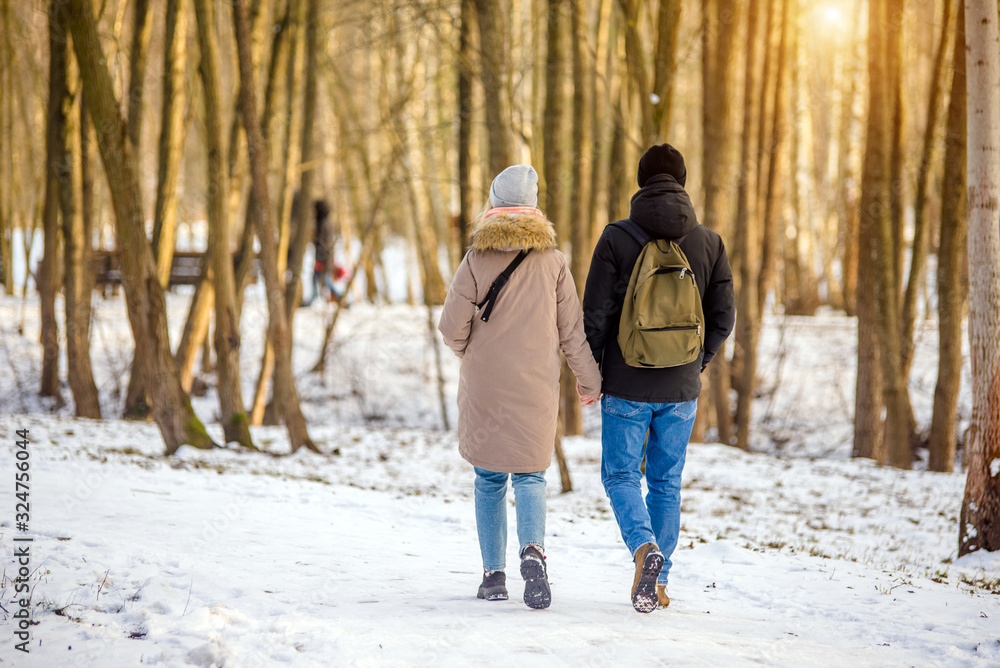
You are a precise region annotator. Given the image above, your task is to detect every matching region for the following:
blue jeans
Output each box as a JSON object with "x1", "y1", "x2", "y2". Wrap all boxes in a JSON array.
[
  {"x1": 473, "y1": 467, "x2": 546, "y2": 572},
  {"x1": 601, "y1": 395, "x2": 698, "y2": 585},
  {"x1": 308, "y1": 267, "x2": 340, "y2": 304}
]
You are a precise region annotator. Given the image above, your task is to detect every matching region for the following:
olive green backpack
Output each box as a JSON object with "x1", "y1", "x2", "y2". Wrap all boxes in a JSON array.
[{"x1": 613, "y1": 220, "x2": 705, "y2": 368}]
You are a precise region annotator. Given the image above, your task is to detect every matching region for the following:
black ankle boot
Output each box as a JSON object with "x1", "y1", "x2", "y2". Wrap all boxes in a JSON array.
[
  {"x1": 477, "y1": 571, "x2": 508, "y2": 601},
  {"x1": 519, "y1": 545, "x2": 551, "y2": 609}
]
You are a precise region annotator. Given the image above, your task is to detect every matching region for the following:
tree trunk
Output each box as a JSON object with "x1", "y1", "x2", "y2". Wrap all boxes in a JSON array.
[
  {"x1": 702, "y1": 0, "x2": 740, "y2": 446},
  {"x1": 874, "y1": 0, "x2": 912, "y2": 469},
  {"x1": 855, "y1": 0, "x2": 905, "y2": 467},
  {"x1": 853, "y1": 0, "x2": 888, "y2": 464},
  {"x1": 174, "y1": 276, "x2": 214, "y2": 393},
  {"x1": 473, "y1": 0, "x2": 516, "y2": 173},
  {"x1": 253, "y1": 0, "x2": 304, "y2": 427},
  {"x1": 836, "y1": 7, "x2": 862, "y2": 317},
  {"x1": 651, "y1": 0, "x2": 681, "y2": 143},
  {"x1": 887, "y1": 0, "x2": 905, "y2": 300},
  {"x1": 928, "y1": 0, "x2": 966, "y2": 474},
  {"x1": 0, "y1": 0, "x2": 10, "y2": 295},
  {"x1": 120, "y1": 0, "x2": 159, "y2": 419},
  {"x1": 234, "y1": 3, "x2": 290, "y2": 319},
  {"x1": 618, "y1": 0, "x2": 652, "y2": 147},
  {"x1": 41, "y1": 0, "x2": 66, "y2": 402},
  {"x1": 193, "y1": 0, "x2": 253, "y2": 448},
  {"x1": 544, "y1": 0, "x2": 568, "y2": 238},
  {"x1": 284, "y1": 0, "x2": 320, "y2": 324},
  {"x1": 902, "y1": 0, "x2": 953, "y2": 381},
  {"x1": 587, "y1": 0, "x2": 613, "y2": 246},
  {"x1": 126, "y1": 0, "x2": 152, "y2": 151},
  {"x1": 560, "y1": 0, "x2": 592, "y2": 438},
  {"x1": 457, "y1": 0, "x2": 476, "y2": 251},
  {"x1": 757, "y1": 0, "x2": 790, "y2": 319},
  {"x1": 734, "y1": 0, "x2": 761, "y2": 451},
  {"x1": 151, "y1": 0, "x2": 188, "y2": 289},
  {"x1": 59, "y1": 38, "x2": 102, "y2": 419},
  {"x1": 67, "y1": 0, "x2": 215, "y2": 454},
  {"x1": 959, "y1": 0, "x2": 1000, "y2": 555},
  {"x1": 231, "y1": 0, "x2": 316, "y2": 454},
  {"x1": 0, "y1": 4, "x2": 11, "y2": 294}
]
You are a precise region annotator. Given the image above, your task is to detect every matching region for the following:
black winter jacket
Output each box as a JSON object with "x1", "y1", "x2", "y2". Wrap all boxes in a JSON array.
[{"x1": 582, "y1": 174, "x2": 736, "y2": 403}]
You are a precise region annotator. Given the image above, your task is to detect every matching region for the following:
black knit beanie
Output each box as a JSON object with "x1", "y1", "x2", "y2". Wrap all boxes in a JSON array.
[{"x1": 637, "y1": 143, "x2": 687, "y2": 188}]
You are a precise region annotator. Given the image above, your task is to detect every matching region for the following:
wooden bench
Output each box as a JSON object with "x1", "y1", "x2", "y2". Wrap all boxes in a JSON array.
[{"x1": 92, "y1": 250, "x2": 260, "y2": 295}]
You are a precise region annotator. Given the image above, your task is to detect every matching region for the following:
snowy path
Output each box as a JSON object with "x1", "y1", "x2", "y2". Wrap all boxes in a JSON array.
[{"x1": 2, "y1": 414, "x2": 998, "y2": 667}]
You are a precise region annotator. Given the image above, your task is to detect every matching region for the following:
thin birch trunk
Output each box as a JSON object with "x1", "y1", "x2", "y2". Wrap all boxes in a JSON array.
[{"x1": 959, "y1": 0, "x2": 1000, "y2": 555}]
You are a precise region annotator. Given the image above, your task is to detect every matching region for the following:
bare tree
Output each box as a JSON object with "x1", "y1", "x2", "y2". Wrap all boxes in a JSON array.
[
  {"x1": 66, "y1": 0, "x2": 215, "y2": 454},
  {"x1": 702, "y1": 0, "x2": 740, "y2": 446},
  {"x1": 734, "y1": 0, "x2": 762, "y2": 451},
  {"x1": 959, "y1": 0, "x2": 1000, "y2": 555},
  {"x1": 58, "y1": 30, "x2": 101, "y2": 419},
  {"x1": 757, "y1": 0, "x2": 790, "y2": 319},
  {"x1": 871, "y1": 0, "x2": 911, "y2": 469},
  {"x1": 151, "y1": 0, "x2": 188, "y2": 288},
  {"x1": 928, "y1": 0, "x2": 966, "y2": 474},
  {"x1": 473, "y1": 0, "x2": 517, "y2": 173},
  {"x1": 231, "y1": 0, "x2": 316, "y2": 453},
  {"x1": 40, "y1": 0, "x2": 67, "y2": 403},
  {"x1": 853, "y1": 0, "x2": 888, "y2": 464},
  {"x1": 285, "y1": 0, "x2": 321, "y2": 321},
  {"x1": 126, "y1": 0, "x2": 152, "y2": 150},
  {"x1": 457, "y1": 0, "x2": 476, "y2": 251},
  {"x1": 193, "y1": 0, "x2": 254, "y2": 447},
  {"x1": 901, "y1": 0, "x2": 953, "y2": 382}
]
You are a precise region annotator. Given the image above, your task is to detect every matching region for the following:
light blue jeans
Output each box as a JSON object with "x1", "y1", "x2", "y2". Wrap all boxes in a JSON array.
[
  {"x1": 474, "y1": 467, "x2": 546, "y2": 572},
  {"x1": 601, "y1": 395, "x2": 698, "y2": 585}
]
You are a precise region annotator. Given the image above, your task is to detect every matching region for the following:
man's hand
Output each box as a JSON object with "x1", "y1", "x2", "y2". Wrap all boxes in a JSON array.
[{"x1": 577, "y1": 383, "x2": 600, "y2": 407}]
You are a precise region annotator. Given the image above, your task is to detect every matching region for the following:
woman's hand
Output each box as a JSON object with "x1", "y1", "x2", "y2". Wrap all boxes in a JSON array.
[{"x1": 577, "y1": 383, "x2": 599, "y2": 406}]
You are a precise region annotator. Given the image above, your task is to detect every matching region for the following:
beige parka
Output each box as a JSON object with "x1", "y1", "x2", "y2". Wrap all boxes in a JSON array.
[{"x1": 438, "y1": 209, "x2": 602, "y2": 473}]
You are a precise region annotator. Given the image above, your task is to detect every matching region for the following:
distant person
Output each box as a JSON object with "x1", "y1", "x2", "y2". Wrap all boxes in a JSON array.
[
  {"x1": 439, "y1": 164, "x2": 602, "y2": 610},
  {"x1": 305, "y1": 199, "x2": 345, "y2": 306},
  {"x1": 582, "y1": 144, "x2": 735, "y2": 612}
]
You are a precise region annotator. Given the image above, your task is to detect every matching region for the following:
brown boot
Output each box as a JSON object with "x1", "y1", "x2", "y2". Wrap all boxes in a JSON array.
[
  {"x1": 630, "y1": 543, "x2": 664, "y2": 613},
  {"x1": 656, "y1": 584, "x2": 670, "y2": 608}
]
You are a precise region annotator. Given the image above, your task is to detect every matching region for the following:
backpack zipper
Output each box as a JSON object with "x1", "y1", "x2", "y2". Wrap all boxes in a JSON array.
[
  {"x1": 653, "y1": 266, "x2": 690, "y2": 279},
  {"x1": 640, "y1": 324, "x2": 701, "y2": 334}
]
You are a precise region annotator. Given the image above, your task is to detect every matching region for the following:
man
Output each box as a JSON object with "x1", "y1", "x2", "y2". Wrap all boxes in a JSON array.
[
  {"x1": 305, "y1": 199, "x2": 345, "y2": 306},
  {"x1": 582, "y1": 144, "x2": 735, "y2": 613}
]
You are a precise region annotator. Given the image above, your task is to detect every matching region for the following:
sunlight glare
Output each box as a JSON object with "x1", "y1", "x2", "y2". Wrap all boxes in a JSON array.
[{"x1": 815, "y1": 2, "x2": 848, "y2": 33}]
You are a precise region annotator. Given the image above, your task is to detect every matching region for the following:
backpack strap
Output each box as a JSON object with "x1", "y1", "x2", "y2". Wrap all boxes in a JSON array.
[
  {"x1": 612, "y1": 219, "x2": 698, "y2": 250},
  {"x1": 477, "y1": 249, "x2": 531, "y2": 322},
  {"x1": 610, "y1": 219, "x2": 652, "y2": 247}
]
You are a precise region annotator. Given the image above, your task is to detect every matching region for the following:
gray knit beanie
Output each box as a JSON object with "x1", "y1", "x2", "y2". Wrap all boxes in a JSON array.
[{"x1": 488, "y1": 164, "x2": 539, "y2": 208}]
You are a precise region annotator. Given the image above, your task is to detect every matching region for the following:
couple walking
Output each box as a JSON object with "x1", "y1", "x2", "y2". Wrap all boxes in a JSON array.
[{"x1": 438, "y1": 144, "x2": 736, "y2": 613}]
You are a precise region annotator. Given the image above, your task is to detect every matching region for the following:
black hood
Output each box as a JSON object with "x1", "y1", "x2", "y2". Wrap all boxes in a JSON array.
[{"x1": 628, "y1": 173, "x2": 699, "y2": 239}]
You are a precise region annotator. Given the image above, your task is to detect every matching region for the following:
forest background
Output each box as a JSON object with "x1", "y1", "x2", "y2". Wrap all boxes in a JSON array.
[{"x1": 1, "y1": 0, "x2": 999, "y2": 555}]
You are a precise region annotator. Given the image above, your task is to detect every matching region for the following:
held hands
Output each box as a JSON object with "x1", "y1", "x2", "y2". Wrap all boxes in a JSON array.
[{"x1": 577, "y1": 383, "x2": 600, "y2": 407}]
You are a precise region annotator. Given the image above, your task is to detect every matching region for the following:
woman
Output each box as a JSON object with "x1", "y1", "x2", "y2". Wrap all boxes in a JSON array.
[{"x1": 438, "y1": 164, "x2": 602, "y2": 609}]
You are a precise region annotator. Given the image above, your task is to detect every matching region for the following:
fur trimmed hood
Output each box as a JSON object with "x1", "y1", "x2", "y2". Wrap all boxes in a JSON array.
[{"x1": 469, "y1": 208, "x2": 558, "y2": 252}]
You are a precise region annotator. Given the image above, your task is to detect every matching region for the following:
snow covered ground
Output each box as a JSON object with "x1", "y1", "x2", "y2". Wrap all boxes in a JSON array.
[{"x1": 1, "y1": 285, "x2": 999, "y2": 666}]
